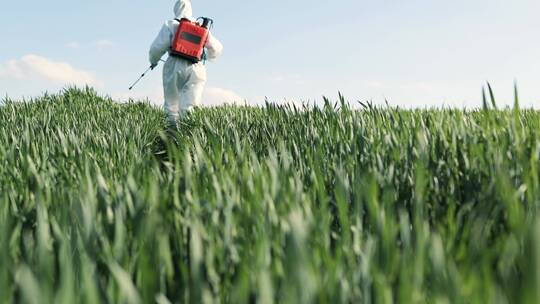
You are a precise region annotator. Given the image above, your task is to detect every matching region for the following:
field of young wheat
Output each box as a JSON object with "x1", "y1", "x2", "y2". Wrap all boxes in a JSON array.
[{"x1": 1, "y1": 87, "x2": 540, "y2": 303}]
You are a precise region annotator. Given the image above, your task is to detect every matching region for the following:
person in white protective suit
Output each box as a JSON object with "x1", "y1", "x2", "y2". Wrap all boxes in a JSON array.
[{"x1": 149, "y1": 0, "x2": 223, "y2": 124}]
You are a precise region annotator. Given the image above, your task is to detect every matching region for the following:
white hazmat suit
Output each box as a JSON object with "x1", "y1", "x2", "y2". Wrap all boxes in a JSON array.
[{"x1": 149, "y1": 0, "x2": 223, "y2": 123}]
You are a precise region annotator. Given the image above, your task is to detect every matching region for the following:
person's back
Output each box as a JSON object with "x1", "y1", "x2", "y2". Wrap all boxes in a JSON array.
[{"x1": 149, "y1": 0, "x2": 223, "y2": 125}]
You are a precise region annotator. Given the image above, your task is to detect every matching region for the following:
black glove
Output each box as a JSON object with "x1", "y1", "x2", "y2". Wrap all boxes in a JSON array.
[{"x1": 150, "y1": 63, "x2": 158, "y2": 70}]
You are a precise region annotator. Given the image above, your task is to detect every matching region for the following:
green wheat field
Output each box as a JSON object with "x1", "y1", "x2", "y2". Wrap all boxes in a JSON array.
[{"x1": 1, "y1": 87, "x2": 540, "y2": 303}]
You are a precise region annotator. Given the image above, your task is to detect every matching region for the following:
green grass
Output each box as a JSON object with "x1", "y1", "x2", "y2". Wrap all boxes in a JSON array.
[{"x1": 1, "y1": 87, "x2": 540, "y2": 303}]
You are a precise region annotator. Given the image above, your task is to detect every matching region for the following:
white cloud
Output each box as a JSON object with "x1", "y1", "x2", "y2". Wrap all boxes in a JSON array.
[
  {"x1": 203, "y1": 87, "x2": 244, "y2": 106},
  {"x1": 0, "y1": 55, "x2": 101, "y2": 87},
  {"x1": 96, "y1": 39, "x2": 115, "y2": 51},
  {"x1": 66, "y1": 41, "x2": 80, "y2": 49}
]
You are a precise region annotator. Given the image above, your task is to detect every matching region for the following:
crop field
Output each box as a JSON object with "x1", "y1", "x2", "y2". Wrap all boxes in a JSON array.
[{"x1": 1, "y1": 87, "x2": 540, "y2": 303}]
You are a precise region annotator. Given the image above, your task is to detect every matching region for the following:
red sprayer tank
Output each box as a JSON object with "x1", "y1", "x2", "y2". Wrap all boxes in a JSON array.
[{"x1": 170, "y1": 17, "x2": 213, "y2": 63}]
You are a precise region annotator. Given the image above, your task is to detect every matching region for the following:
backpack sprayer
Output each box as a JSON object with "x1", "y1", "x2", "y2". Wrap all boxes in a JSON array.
[
  {"x1": 170, "y1": 17, "x2": 214, "y2": 62},
  {"x1": 129, "y1": 17, "x2": 214, "y2": 90}
]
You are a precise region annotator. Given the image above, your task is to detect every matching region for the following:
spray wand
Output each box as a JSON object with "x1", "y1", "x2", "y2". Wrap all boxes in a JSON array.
[{"x1": 128, "y1": 59, "x2": 166, "y2": 90}]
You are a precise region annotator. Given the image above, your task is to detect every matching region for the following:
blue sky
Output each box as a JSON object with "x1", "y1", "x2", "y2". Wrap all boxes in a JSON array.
[{"x1": 1, "y1": 0, "x2": 539, "y2": 107}]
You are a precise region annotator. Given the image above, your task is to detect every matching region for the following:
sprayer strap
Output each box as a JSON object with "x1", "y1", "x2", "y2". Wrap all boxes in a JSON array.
[{"x1": 174, "y1": 18, "x2": 194, "y2": 23}]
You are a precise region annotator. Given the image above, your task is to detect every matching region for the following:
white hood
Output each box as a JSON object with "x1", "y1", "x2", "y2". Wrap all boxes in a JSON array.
[{"x1": 174, "y1": 0, "x2": 193, "y2": 19}]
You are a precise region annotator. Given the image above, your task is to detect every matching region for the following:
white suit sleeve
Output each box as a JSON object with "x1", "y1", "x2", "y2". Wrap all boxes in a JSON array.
[
  {"x1": 205, "y1": 32, "x2": 223, "y2": 62},
  {"x1": 149, "y1": 24, "x2": 172, "y2": 65}
]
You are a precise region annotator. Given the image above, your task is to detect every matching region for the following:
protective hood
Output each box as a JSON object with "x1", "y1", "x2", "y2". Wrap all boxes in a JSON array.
[{"x1": 174, "y1": 0, "x2": 193, "y2": 19}]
